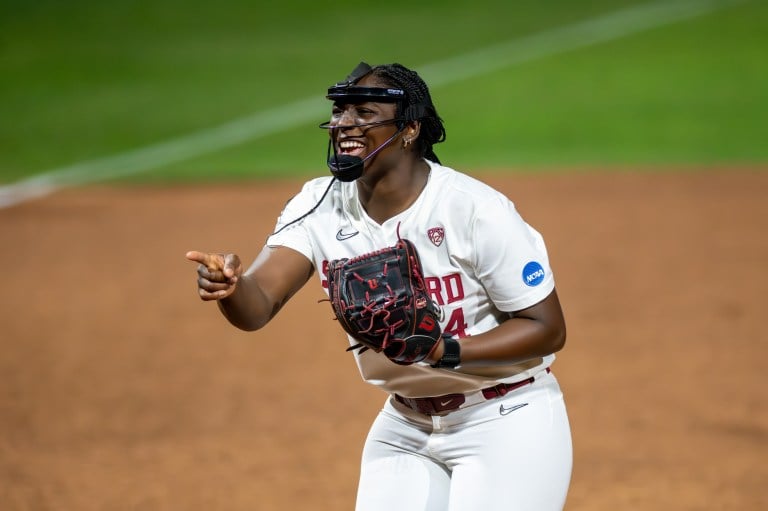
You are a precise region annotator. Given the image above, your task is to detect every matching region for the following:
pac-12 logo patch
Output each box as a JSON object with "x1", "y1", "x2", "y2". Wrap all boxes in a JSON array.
[
  {"x1": 427, "y1": 227, "x2": 445, "y2": 246},
  {"x1": 522, "y1": 261, "x2": 546, "y2": 287}
]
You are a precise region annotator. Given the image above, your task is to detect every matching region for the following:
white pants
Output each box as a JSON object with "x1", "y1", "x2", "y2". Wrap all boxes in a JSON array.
[{"x1": 356, "y1": 370, "x2": 572, "y2": 511}]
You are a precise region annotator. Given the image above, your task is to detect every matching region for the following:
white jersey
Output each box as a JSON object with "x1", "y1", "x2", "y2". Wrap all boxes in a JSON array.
[{"x1": 266, "y1": 160, "x2": 556, "y2": 398}]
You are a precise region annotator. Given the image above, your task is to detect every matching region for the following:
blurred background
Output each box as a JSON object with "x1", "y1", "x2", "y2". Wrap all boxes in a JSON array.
[
  {"x1": 1, "y1": 0, "x2": 766, "y2": 190},
  {"x1": 1, "y1": 1, "x2": 766, "y2": 510}
]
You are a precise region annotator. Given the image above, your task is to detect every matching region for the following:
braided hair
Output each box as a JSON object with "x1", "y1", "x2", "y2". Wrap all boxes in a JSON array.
[{"x1": 369, "y1": 64, "x2": 446, "y2": 164}]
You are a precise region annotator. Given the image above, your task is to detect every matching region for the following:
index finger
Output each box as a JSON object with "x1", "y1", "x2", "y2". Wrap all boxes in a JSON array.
[{"x1": 185, "y1": 251, "x2": 223, "y2": 271}]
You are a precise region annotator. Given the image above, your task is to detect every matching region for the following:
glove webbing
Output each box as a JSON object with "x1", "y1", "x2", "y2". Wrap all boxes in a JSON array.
[{"x1": 345, "y1": 267, "x2": 409, "y2": 353}]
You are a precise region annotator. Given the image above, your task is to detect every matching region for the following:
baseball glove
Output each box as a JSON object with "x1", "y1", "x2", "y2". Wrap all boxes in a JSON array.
[{"x1": 326, "y1": 238, "x2": 442, "y2": 365}]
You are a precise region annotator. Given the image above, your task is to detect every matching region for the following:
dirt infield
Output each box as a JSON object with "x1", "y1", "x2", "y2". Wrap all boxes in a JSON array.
[{"x1": 1, "y1": 169, "x2": 766, "y2": 510}]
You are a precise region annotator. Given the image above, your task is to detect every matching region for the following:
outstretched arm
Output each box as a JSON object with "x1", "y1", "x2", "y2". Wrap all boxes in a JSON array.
[{"x1": 186, "y1": 246, "x2": 314, "y2": 331}]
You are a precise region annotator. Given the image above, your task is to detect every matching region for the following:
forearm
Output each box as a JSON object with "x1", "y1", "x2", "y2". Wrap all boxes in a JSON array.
[
  {"x1": 428, "y1": 290, "x2": 566, "y2": 367},
  {"x1": 452, "y1": 316, "x2": 565, "y2": 367},
  {"x1": 216, "y1": 274, "x2": 278, "y2": 331}
]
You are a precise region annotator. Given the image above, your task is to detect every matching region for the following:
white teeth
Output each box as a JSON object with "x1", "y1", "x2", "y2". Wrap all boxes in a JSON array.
[{"x1": 340, "y1": 141, "x2": 364, "y2": 149}]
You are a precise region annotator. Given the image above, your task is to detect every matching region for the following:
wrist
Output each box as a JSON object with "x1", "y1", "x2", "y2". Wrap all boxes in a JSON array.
[{"x1": 430, "y1": 335, "x2": 461, "y2": 369}]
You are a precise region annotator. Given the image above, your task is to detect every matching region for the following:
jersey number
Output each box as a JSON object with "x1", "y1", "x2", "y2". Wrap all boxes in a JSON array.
[{"x1": 443, "y1": 307, "x2": 468, "y2": 338}]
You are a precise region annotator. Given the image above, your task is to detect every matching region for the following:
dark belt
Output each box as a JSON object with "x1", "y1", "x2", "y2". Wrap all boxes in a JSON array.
[{"x1": 394, "y1": 367, "x2": 550, "y2": 416}]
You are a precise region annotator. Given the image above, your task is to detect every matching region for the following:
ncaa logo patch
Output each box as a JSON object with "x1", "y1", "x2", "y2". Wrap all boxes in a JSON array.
[
  {"x1": 427, "y1": 227, "x2": 445, "y2": 246},
  {"x1": 522, "y1": 261, "x2": 546, "y2": 287}
]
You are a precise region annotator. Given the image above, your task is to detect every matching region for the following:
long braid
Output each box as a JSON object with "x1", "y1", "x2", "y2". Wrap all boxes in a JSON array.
[{"x1": 370, "y1": 64, "x2": 446, "y2": 164}]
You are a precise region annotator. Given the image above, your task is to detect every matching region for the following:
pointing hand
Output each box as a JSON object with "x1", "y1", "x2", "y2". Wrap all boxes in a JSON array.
[{"x1": 185, "y1": 251, "x2": 243, "y2": 301}]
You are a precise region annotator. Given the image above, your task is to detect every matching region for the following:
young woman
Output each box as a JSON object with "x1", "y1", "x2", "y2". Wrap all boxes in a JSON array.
[{"x1": 187, "y1": 62, "x2": 572, "y2": 511}]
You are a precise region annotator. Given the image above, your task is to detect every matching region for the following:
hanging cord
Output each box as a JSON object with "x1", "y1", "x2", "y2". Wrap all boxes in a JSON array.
[{"x1": 269, "y1": 177, "x2": 337, "y2": 238}]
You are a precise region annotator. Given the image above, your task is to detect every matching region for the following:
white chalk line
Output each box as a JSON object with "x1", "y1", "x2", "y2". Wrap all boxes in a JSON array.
[{"x1": 0, "y1": 0, "x2": 743, "y2": 208}]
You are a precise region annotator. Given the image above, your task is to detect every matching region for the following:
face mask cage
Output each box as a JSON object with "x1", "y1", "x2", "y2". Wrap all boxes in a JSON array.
[
  {"x1": 317, "y1": 118, "x2": 404, "y2": 131},
  {"x1": 320, "y1": 62, "x2": 407, "y2": 131}
]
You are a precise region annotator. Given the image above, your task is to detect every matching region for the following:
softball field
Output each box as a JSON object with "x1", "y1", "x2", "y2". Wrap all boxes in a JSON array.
[{"x1": 1, "y1": 168, "x2": 765, "y2": 510}]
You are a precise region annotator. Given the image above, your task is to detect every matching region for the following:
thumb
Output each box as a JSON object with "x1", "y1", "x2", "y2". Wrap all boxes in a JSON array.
[{"x1": 222, "y1": 253, "x2": 242, "y2": 279}]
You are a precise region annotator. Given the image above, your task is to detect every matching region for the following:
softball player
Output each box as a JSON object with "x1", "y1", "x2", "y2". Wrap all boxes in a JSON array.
[{"x1": 187, "y1": 62, "x2": 572, "y2": 510}]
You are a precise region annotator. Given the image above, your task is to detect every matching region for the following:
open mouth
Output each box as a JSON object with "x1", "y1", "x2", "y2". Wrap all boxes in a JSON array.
[{"x1": 338, "y1": 139, "x2": 365, "y2": 157}]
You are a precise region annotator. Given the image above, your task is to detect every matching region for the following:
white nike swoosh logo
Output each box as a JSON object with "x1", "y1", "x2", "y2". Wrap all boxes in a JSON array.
[
  {"x1": 336, "y1": 229, "x2": 359, "y2": 241},
  {"x1": 499, "y1": 403, "x2": 528, "y2": 416}
]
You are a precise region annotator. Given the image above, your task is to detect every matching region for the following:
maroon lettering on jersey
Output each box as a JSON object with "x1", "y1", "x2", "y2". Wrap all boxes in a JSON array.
[
  {"x1": 443, "y1": 273, "x2": 464, "y2": 304},
  {"x1": 425, "y1": 272, "x2": 465, "y2": 306},
  {"x1": 427, "y1": 227, "x2": 445, "y2": 246},
  {"x1": 444, "y1": 308, "x2": 469, "y2": 338},
  {"x1": 321, "y1": 260, "x2": 329, "y2": 288},
  {"x1": 424, "y1": 276, "x2": 444, "y2": 305},
  {"x1": 424, "y1": 277, "x2": 445, "y2": 305}
]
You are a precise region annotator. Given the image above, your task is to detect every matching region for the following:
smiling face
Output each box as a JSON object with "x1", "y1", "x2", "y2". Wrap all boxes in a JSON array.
[
  {"x1": 330, "y1": 102, "x2": 399, "y2": 157},
  {"x1": 327, "y1": 76, "x2": 404, "y2": 172}
]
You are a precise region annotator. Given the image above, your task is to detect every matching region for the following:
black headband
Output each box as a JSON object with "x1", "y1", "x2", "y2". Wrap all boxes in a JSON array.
[
  {"x1": 326, "y1": 85, "x2": 405, "y2": 103},
  {"x1": 326, "y1": 61, "x2": 406, "y2": 104}
]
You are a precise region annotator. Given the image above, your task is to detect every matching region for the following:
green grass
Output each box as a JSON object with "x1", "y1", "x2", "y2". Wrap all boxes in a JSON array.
[
  {"x1": 1, "y1": 0, "x2": 766, "y2": 185},
  {"x1": 439, "y1": 0, "x2": 768, "y2": 169}
]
